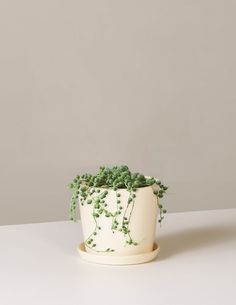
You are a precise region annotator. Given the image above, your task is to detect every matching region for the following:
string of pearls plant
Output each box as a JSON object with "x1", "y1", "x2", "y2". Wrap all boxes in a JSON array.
[{"x1": 68, "y1": 165, "x2": 168, "y2": 252}]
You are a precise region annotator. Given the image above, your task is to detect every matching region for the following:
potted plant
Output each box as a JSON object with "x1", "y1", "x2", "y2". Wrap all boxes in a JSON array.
[{"x1": 68, "y1": 165, "x2": 168, "y2": 265}]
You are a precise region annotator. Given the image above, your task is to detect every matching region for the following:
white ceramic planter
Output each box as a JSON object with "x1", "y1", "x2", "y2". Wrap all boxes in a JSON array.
[{"x1": 79, "y1": 185, "x2": 158, "y2": 258}]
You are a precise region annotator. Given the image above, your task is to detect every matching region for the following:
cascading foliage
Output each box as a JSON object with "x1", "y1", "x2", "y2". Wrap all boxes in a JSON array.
[{"x1": 68, "y1": 165, "x2": 168, "y2": 252}]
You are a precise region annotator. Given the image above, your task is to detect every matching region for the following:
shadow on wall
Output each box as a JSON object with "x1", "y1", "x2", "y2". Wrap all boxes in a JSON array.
[{"x1": 158, "y1": 224, "x2": 236, "y2": 260}]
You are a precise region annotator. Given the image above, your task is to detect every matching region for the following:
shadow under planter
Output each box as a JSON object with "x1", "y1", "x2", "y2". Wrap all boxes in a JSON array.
[{"x1": 158, "y1": 224, "x2": 236, "y2": 260}]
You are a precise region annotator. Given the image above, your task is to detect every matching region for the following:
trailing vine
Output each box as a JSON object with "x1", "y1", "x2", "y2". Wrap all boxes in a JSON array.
[{"x1": 68, "y1": 165, "x2": 168, "y2": 252}]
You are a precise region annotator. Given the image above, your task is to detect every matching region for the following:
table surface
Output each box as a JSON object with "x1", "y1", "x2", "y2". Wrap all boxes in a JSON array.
[{"x1": 0, "y1": 209, "x2": 235, "y2": 305}]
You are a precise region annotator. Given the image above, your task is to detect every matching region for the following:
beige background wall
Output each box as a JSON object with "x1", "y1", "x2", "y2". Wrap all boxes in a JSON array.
[{"x1": 0, "y1": 1, "x2": 235, "y2": 225}]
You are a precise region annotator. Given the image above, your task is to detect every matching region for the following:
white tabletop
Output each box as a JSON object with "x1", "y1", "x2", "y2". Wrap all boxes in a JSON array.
[{"x1": 0, "y1": 209, "x2": 235, "y2": 305}]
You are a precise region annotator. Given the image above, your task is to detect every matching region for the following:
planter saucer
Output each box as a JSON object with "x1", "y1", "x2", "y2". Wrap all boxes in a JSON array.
[{"x1": 77, "y1": 242, "x2": 160, "y2": 265}]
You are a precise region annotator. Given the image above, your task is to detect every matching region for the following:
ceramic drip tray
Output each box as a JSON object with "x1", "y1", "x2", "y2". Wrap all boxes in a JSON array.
[{"x1": 77, "y1": 242, "x2": 160, "y2": 265}]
